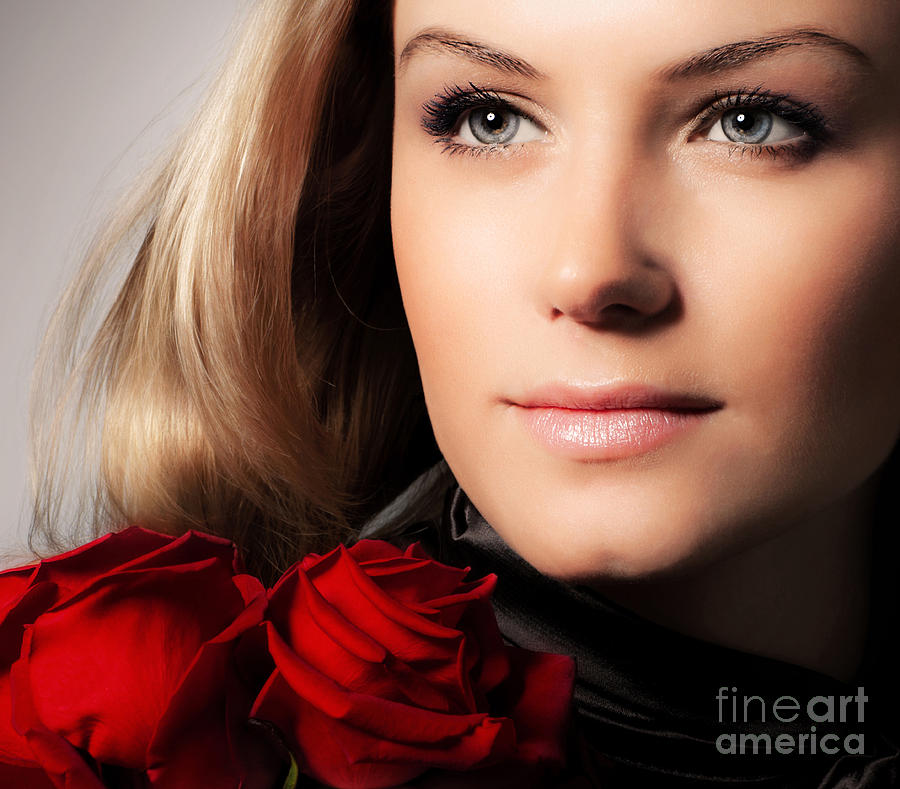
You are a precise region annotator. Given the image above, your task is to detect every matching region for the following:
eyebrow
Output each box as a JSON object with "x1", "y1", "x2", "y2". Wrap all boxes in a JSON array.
[
  {"x1": 659, "y1": 29, "x2": 872, "y2": 80},
  {"x1": 396, "y1": 26, "x2": 872, "y2": 81},
  {"x1": 397, "y1": 28, "x2": 545, "y2": 79}
]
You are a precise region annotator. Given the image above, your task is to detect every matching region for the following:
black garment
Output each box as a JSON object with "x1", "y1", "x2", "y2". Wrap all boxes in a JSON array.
[{"x1": 362, "y1": 464, "x2": 900, "y2": 788}]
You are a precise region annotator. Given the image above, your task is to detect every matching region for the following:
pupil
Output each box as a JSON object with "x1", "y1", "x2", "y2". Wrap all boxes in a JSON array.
[
  {"x1": 485, "y1": 110, "x2": 505, "y2": 133},
  {"x1": 734, "y1": 112, "x2": 757, "y2": 134}
]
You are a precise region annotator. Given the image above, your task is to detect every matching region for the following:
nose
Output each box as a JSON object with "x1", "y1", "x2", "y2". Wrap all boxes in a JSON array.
[{"x1": 539, "y1": 158, "x2": 678, "y2": 332}]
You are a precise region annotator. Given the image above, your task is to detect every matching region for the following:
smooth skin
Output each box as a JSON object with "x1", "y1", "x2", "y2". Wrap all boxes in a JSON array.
[{"x1": 391, "y1": 1, "x2": 900, "y2": 681}]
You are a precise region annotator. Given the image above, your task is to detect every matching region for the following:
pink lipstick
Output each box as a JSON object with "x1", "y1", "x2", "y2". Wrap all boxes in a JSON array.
[{"x1": 508, "y1": 384, "x2": 722, "y2": 461}]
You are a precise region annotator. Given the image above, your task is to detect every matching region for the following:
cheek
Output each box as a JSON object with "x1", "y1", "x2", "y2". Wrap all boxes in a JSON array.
[
  {"x1": 390, "y1": 147, "x2": 546, "y2": 408},
  {"x1": 391, "y1": 158, "x2": 462, "y2": 448},
  {"x1": 687, "y1": 145, "x2": 900, "y2": 480}
]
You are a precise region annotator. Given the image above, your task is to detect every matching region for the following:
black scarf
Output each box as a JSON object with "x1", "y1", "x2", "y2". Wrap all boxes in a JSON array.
[{"x1": 378, "y1": 473, "x2": 900, "y2": 788}]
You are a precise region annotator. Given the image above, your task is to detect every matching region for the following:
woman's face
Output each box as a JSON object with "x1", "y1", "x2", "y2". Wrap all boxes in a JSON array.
[{"x1": 390, "y1": 0, "x2": 900, "y2": 581}]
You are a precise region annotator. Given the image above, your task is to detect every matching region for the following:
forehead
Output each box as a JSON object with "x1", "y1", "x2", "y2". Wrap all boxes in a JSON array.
[{"x1": 393, "y1": 0, "x2": 900, "y2": 79}]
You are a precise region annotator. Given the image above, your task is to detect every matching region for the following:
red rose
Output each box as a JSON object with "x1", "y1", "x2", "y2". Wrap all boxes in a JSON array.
[
  {"x1": 250, "y1": 540, "x2": 575, "y2": 789},
  {"x1": 0, "y1": 528, "x2": 277, "y2": 789}
]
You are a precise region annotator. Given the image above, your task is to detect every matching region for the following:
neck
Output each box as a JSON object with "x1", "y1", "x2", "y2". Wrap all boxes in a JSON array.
[{"x1": 592, "y1": 479, "x2": 880, "y2": 683}]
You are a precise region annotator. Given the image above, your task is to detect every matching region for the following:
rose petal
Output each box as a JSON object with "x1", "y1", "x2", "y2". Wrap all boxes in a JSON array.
[
  {"x1": 421, "y1": 575, "x2": 497, "y2": 630},
  {"x1": 0, "y1": 763, "x2": 58, "y2": 788},
  {"x1": 451, "y1": 596, "x2": 510, "y2": 697},
  {"x1": 0, "y1": 529, "x2": 283, "y2": 787},
  {"x1": 344, "y1": 540, "x2": 405, "y2": 563},
  {"x1": 257, "y1": 626, "x2": 508, "y2": 749},
  {"x1": 29, "y1": 529, "x2": 173, "y2": 595},
  {"x1": 252, "y1": 662, "x2": 515, "y2": 789},
  {"x1": 17, "y1": 560, "x2": 247, "y2": 766},
  {"x1": 283, "y1": 692, "x2": 511, "y2": 789},
  {"x1": 29, "y1": 529, "x2": 240, "y2": 601},
  {"x1": 10, "y1": 630, "x2": 106, "y2": 789},
  {"x1": 269, "y1": 569, "x2": 387, "y2": 666},
  {"x1": 354, "y1": 551, "x2": 471, "y2": 610},
  {"x1": 307, "y1": 550, "x2": 481, "y2": 710},
  {"x1": 0, "y1": 565, "x2": 38, "y2": 612},
  {"x1": 491, "y1": 648, "x2": 575, "y2": 767},
  {"x1": 0, "y1": 582, "x2": 61, "y2": 764},
  {"x1": 146, "y1": 574, "x2": 276, "y2": 789},
  {"x1": 311, "y1": 548, "x2": 465, "y2": 644}
]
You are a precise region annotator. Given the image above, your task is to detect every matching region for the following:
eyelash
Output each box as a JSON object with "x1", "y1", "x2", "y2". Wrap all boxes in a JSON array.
[
  {"x1": 421, "y1": 83, "x2": 541, "y2": 159},
  {"x1": 420, "y1": 82, "x2": 832, "y2": 163},
  {"x1": 692, "y1": 86, "x2": 831, "y2": 162}
]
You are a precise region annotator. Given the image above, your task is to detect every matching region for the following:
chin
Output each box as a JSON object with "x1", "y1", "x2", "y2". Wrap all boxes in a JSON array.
[{"x1": 479, "y1": 495, "x2": 723, "y2": 584}]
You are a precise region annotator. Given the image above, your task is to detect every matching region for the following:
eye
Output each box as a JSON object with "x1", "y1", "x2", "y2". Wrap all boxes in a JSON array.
[
  {"x1": 421, "y1": 84, "x2": 548, "y2": 156},
  {"x1": 705, "y1": 107, "x2": 806, "y2": 146},
  {"x1": 457, "y1": 106, "x2": 545, "y2": 147}
]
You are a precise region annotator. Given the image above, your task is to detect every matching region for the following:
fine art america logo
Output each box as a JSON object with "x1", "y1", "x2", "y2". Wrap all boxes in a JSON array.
[{"x1": 716, "y1": 687, "x2": 867, "y2": 756}]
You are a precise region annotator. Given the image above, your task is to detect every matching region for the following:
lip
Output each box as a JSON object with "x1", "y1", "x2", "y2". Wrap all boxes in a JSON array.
[{"x1": 506, "y1": 383, "x2": 723, "y2": 461}]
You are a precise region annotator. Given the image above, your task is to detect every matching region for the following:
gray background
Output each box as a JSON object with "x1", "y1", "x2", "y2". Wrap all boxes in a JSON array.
[{"x1": 0, "y1": 1, "x2": 246, "y2": 562}]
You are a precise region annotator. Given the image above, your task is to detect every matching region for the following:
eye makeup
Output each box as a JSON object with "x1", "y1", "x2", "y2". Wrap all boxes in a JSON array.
[
  {"x1": 689, "y1": 86, "x2": 833, "y2": 163},
  {"x1": 418, "y1": 80, "x2": 835, "y2": 164},
  {"x1": 421, "y1": 82, "x2": 545, "y2": 158}
]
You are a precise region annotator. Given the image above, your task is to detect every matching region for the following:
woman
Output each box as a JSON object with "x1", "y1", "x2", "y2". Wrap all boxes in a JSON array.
[{"x1": 8, "y1": 0, "x2": 900, "y2": 787}]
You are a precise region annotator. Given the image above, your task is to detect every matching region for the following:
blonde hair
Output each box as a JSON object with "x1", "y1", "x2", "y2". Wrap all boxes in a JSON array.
[{"x1": 30, "y1": 0, "x2": 437, "y2": 583}]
